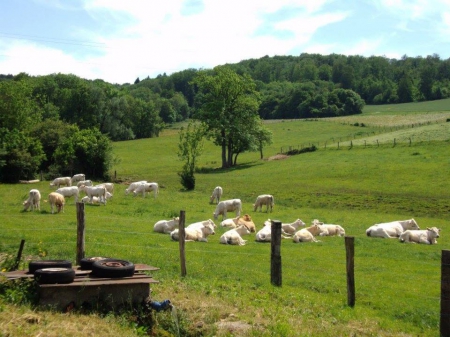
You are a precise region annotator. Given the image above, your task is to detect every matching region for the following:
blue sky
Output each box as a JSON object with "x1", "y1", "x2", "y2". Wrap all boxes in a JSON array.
[{"x1": 1, "y1": 0, "x2": 449, "y2": 84}]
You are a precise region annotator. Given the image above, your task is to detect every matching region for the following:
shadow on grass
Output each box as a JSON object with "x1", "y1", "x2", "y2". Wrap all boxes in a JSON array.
[{"x1": 196, "y1": 162, "x2": 262, "y2": 174}]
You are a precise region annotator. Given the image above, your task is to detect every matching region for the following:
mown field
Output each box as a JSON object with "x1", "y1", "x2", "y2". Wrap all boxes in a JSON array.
[{"x1": 1, "y1": 100, "x2": 450, "y2": 336}]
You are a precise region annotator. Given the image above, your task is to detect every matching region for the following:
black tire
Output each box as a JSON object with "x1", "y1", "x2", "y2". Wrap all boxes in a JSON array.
[
  {"x1": 34, "y1": 268, "x2": 75, "y2": 284},
  {"x1": 28, "y1": 260, "x2": 72, "y2": 274},
  {"x1": 80, "y1": 257, "x2": 108, "y2": 270},
  {"x1": 91, "y1": 259, "x2": 135, "y2": 278}
]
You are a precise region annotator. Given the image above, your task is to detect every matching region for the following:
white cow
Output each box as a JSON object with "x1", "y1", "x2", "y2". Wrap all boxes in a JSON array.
[
  {"x1": 312, "y1": 219, "x2": 346, "y2": 237},
  {"x1": 71, "y1": 174, "x2": 86, "y2": 184},
  {"x1": 23, "y1": 189, "x2": 41, "y2": 211},
  {"x1": 154, "y1": 217, "x2": 180, "y2": 234},
  {"x1": 281, "y1": 219, "x2": 306, "y2": 236},
  {"x1": 96, "y1": 182, "x2": 114, "y2": 194},
  {"x1": 48, "y1": 192, "x2": 65, "y2": 214},
  {"x1": 366, "y1": 219, "x2": 420, "y2": 238},
  {"x1": 50, "y1": 177, "x2": 72, "y2": 188},
  {"x1": 399, "y1": 227, "x2": 441, "y2": 244},
  {"x1": 221, "y1": 216, "x2": 241, "y2": 228},
  {"x1": 81, "y1": 196, "x2": 106, "y2": 205},
  {"x1": 253, "y1": 194, "x2": 274, "y2": 212},
  {"x1": 210, "y1": 186, "x2": 223, "y2": 204},
  {"x1": 213, "y1": 199, "x2": 242, "y2": 220},
  {"x1": 293, "y1": 225, "x2": 327, "y2": 243},
  {"x1": 133, "y1": 182, "x2": 159, "y2": 198},
  {"x1": 77, "y1": 180, "x2": 93, "y2": 188},
  {"x1": 105, "y1": 191, "x2": 113, "y2": 200},
  {"x1": 187, "y1": 219, "x2": 216, "y2": 229},
  {"x1": 170, "y1": 222, "x2": 215, "y2": 242},
  {"x1": 220, "y1": 224, "x2": 251, "y2": 246},
  {"x1": 125, "y1": 181, "x2": 147, "y2": 195},
  {"x1": 255, "y1": 219, "x2": 292, "y2": 242},
  {"x1": 79, "y1": 185, "x2": 107, "y2": 205},
  {"x1": 55, "y1": 186, "x2": 79, "y2": 203}
]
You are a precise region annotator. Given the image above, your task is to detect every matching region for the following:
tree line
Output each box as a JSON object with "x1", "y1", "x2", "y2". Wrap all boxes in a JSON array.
[{"x1": 1, "y1": 52, "x2": 448, "y2": 182}]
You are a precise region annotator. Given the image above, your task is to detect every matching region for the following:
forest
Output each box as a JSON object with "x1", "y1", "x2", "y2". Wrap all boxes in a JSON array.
[{"x1": 0, "y1": 52, "x2": 448, "y2": 182}]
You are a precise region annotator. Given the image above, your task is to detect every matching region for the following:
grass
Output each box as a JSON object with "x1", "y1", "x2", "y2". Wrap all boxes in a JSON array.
[{"x1": 1, "y1": 105, "x2": 450, "y2": 336}]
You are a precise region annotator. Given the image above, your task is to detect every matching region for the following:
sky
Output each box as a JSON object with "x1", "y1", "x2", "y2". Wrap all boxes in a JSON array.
[{"x1": 1, "y1": 0, "x2": 450, "y2": 85}]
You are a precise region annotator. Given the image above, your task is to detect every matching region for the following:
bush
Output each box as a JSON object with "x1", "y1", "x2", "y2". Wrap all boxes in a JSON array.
[
  {"x1": 285, "y1": 145, "x2": 317, "y2": 155},
  {"x1": 179, "y1": 170, "x2": 195, "y2": 190}
]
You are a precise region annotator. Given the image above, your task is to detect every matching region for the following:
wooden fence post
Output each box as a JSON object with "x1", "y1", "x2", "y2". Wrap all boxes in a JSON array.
[
  {"x1": 11, "y1": 239, "x2": 25, "y2": 271},
  {"x1": 441, "y1": 250, "x2": 450, "y2": 336},
  {"x1": 76, "y1": 202, "x2": 85, "y2": 265},
  {"x1": 345, "y1": 236, "x2": 355, "y2": 307},
  {"x1": 271, "y1": 220, "x2": 282, "y2": 287},
  {"x1": 179, "y1": 210, "x2": 187, "y2": 277}
]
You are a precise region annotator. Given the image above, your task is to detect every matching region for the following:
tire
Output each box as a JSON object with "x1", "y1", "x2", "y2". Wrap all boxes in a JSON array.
[
  {"x1": 28, "y1": 260, "x2": 72, "y2": 274},
  {"x1": 80, "y1": 257, "x2": 108, "y2": 270},
  {"x1": 34, "y1": 268, "x2": 75, "y2": 284},
  {"x1": 91, "y1": 259, "x2": 135, "y2": 278}
]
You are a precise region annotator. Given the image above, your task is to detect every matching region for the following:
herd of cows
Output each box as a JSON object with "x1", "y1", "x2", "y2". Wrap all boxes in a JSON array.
[
  {"x1": 21, "y1": 179, "x2": 441, "y2": 246},
  {"x1": 152, "y1": 185, "x2": 442, "y2": 246}
]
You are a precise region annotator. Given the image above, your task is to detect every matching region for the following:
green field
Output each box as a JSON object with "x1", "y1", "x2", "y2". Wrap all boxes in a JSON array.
[{"x1": 1, "y1": 105, "x2": 449, "y2": 336}]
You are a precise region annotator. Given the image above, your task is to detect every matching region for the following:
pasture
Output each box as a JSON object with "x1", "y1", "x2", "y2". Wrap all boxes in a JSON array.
[{"x1": 1, "y1": 108, "x2": 449, "y2": 336}]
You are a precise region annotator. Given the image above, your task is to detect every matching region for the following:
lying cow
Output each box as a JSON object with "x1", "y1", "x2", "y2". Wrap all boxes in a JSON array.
[
  {"x1": 154, "y1": 217, "x2": 180, "y2": 234},
  {"x1": 253, "y1": 194, "x2": 274, "y2": 212},
  {"x1": 399, "y1": 227, "x2": 441, "y2": 244},
  {"x1": 255, "y1": 220, "x2": 291, "y2": 242},
  {"x1": 293, "y1": 224, "x2": 327, "y2": 243},
  {"x1": 366, "y1": 218, "x2": 419, "y2": 238},
  {"x1": 81, "y1": 196, "x2": 105, "y2": 205},
  {"x1": 312, "y1": 219, "x2": 346, "y2": 236},
  {"x1": 281, "y1": 219, "x2": 306, "y2": 236},
  {"x1": 220, "y1": 224, "x2": 251, "y2": 246},
  {"x1": 170, "y1": 221, "x2": 215, "y2": 242},
  {"x1": 237, "y1": 214, "x2": 256, "y2": 233},
  {"x1": 213, "y1": 199, "x2": 242, "y2": 220},
  {"x1": 221, "y1": 216, "x2": 241, "y2": 228},
  {"x1": 23, "y1": 189, "x2": 41, "y2": 211},
  {"x1": 210, "y1": 186, "x2": 223, "y2": 204}
]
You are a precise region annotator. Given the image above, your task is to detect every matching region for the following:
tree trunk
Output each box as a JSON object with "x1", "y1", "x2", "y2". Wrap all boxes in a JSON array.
[{"x1": 221, "y1": 130, "x2": 227, "y2": 168}]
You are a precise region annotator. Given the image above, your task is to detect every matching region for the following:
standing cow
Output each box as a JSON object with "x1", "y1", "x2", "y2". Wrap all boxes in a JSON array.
[
  {"x1": 213, "y1": 199, "x2": 242, "y2": 220},
  {"x1": 253, "y1": 194, "x2": 274, "y2": 212},
  {"x1": 209, "y1": 186, "x2": 223, "y2": 204}
]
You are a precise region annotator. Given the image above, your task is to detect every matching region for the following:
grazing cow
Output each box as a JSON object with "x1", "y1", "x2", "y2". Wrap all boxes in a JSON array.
[
  {"x1": 133, "y1": 182, "x2": 159, "y2": 198},
  {"x1": 77, "y1": 180, "x2": 93, "y2": 188},
  {"x1": 253, "y1": 194, "x2": 274, "y2": 212},
  {"x1": 221, "y1": 216, "x2": 241, "y2": 228},
  {"x1": 71, "y1": 174, "x2": 85, "y2": 184},
  {"x1": 55, "y1": 186, "x2": 79, "y2": 203},
  {"x1": 170, "y1": 222, "x2": 215, "y2": 242},
  {"x1": 213, "y1": 199, "x2": 242, "y2": 220},
  {"x1": 96, "y1": 182, "x2": 114, "y2": 194},
  {"x1": 105, "y1": 192, "x2": 113, "y2": 200},
  {"x1": 154, "y1": 217, "x2": 180, "y2": 234},
  {"x1": 79, "y1": 185, "x2": 107, "y2": 205},
  {"x1": 399, "y1": 227, "x2": 441, "y2": 244},
  {"x1": 48, "y1": 192, "x2": 65, "y2": 214},
  {"x1": 81, "y1": 196, "x2": 106, "y2": 205},
  {"x1": 293, "y1": 224, "x2": 327, "y2": 243},
  {"x1": 125, "y1": 181, "x2": 147, "y2": 195},
  {"x1": 366, "y1": 219, "x2": 420, "y2": 238},
  {"x1": 237, "y1": 214, "x2": 256, "y2": 233},
  {"x1": 210, "y1": 186, "x2": 223, "y2": 204},
  {"x1": 23, "y1": 189, "x2": 41, "y2": 211},
  {"x1": 312, "y1": 219, "x2": 346, "y2": 236},
  {"x1": 220, "y1": 224, "x2": 251, "y2": 246},
  {"x1": 281, "y1": 219, "x2": 306, "y2": 236},
  {"x1": 50, "y1": 177, "x2": 72, "y2": 188}
]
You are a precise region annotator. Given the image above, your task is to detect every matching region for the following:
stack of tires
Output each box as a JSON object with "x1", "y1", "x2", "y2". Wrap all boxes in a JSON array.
[{"x1": 29, "y1": 258, "x2": 135, "y2": 284}]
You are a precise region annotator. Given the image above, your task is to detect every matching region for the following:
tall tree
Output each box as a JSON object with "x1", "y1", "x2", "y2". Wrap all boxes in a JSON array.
[{"x1": 192, "y1": 66, "x2": 261, "y2": 168}]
